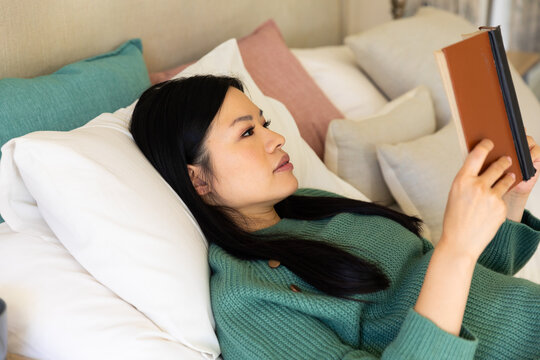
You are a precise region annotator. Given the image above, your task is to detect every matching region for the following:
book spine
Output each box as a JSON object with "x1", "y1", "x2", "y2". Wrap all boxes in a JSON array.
[{"x1": 488, "y1": 26, "x2": 536, "y2": 180}]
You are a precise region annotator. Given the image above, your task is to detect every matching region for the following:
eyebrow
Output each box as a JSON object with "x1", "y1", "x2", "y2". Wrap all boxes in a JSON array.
[{"x1": 229, "y1": 109, "x2": 263, "y2": 127}]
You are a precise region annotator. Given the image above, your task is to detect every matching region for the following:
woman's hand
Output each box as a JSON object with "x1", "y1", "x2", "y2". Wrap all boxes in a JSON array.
[
  {"x1": 439, "y1": 139, "x2": 516, "y2": 261},
  {"x1": 503, "y1": 135, "x2": 540, "y2": 222}
]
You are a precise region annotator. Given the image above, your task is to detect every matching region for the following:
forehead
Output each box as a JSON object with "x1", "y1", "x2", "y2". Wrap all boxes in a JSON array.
[{"x1": 214, "y1": 87, "x2": 259, "y2": 126}]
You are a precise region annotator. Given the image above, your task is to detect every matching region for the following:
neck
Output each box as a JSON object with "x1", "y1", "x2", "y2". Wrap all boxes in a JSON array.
[{"x1": 235, "y1": 206, "x2": 281, "y2": 232}]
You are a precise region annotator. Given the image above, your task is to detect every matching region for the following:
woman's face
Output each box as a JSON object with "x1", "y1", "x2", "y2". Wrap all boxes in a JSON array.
[{"x1": 189, "y1": 86, "x2": 298, "y2": 215}]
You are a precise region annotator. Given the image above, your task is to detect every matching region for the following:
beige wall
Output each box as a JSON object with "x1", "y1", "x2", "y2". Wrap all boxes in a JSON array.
[
  {"x1": 0, "y1": 0, "x2": 342, "y2": 78},
  {"x1": 341, "y1": 0, "x2": 393, "y2": 37},
  {"x1": 0, "y1": 0, "x2": 395, "y2": 78}
]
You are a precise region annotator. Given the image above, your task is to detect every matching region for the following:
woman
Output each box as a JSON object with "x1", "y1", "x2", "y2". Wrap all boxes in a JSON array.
[{"x1": 130, "y1": 75, "x2": 540, "y2": 359}]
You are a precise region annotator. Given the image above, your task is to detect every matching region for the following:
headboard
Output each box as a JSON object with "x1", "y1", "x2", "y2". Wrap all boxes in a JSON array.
[{"x1": 0, "y1": 0, "x2": 344, "y2": 78}]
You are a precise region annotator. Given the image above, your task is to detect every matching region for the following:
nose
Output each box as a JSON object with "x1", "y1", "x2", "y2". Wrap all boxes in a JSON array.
[{"x1": 265, "y1": 128, "x2": 286, "y2": 153}]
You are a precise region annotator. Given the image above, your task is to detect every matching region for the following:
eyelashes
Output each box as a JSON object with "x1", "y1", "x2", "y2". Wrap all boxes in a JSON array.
[{"x1": 241, "y1": 119, "x2": 272, "y2": 138}]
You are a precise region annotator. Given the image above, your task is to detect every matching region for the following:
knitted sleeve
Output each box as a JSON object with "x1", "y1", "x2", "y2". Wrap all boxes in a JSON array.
[
  {"x1": 213, "y1": 294, "x2": 478, "y2": 359},
  {"x1": 478, "y1": 209, "x2": 540, "y2": 275},
  {"x1": 295, "y1": 188, "x2": 540, "y2": 277}
]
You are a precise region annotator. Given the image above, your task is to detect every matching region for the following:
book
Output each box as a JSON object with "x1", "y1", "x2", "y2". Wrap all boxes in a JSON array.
[{"x1": 434, "y1": 25, "x2": 536, "y2": 187}]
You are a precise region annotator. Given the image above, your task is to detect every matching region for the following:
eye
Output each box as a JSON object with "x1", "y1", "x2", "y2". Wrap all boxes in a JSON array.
[
  {"x1": 241, "y1": 119, "x2": 272, "y2": 138},
  {"x1": 241, "y1": 127, "x2": 254, "y2": 137}
]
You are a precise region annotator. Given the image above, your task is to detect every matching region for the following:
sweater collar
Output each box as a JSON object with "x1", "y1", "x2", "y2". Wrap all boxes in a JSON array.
[{"x1": 252, "y1": 217, "x2": 290, "y2": 235}]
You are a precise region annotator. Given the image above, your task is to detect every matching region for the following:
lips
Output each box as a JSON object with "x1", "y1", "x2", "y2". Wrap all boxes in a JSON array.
[{"x1": 274, "y1": 154, "x2": 290, "y2": 171}]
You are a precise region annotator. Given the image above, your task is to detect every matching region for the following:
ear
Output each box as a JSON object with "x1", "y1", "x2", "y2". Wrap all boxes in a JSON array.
[{"x1": 187, "y1": 164, "x2": 211, "y2": 196}]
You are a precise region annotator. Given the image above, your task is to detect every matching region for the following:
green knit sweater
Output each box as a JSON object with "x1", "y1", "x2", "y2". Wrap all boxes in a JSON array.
[{"x1": 209, "y1": 188, "x2": 540, "y2": 359}]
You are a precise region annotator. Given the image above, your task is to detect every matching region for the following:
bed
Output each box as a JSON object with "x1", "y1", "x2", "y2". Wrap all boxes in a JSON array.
[{"x1": 1, "y1": 1, "x2": 539, "y2": 359}]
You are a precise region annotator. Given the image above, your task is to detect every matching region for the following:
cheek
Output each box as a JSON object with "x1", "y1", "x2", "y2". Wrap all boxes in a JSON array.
[{"x1": 212, "y1": 146, "x2": 269, "y2": 182}]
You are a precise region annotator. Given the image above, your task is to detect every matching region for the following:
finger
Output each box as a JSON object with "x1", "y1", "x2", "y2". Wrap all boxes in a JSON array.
[
  {"x1": 460, "y1": 139, "x2": 494, "y2": 176},
  {"x1": 526, "y1": 135, "x2": 536, "y2": 150},
  {"x1": 479, "y1": 155, "x2": 513, "y2": 186},
  {"x1": 531, "y1": 140, "x2": 540, "y2": 158},
  {"x1": 492, "y1": 172, "x2": 516, "y2": 197},
  {"x1": 526, "y1": 136, "x2": 540, "y2": 165}
]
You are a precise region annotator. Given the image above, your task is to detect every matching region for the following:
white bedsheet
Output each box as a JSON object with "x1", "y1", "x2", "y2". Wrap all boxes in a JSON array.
[{"x1": 0, "y1": 222, "x2": 208, "y2": 360}]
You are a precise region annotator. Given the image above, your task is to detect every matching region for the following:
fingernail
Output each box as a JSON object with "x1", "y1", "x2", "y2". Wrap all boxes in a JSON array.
[{"x1": 506, "y1": 156, "x2": 512, "y2": 164}]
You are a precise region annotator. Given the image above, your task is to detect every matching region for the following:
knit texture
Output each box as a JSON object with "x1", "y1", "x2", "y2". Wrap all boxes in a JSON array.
[{"x1": 209, "y1": 188, "x2": 540, "y2": 359}]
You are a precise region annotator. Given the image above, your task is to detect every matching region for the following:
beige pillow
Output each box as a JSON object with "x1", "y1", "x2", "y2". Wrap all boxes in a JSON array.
[
  {"x1": 345, "y1": 6, "x2": 475, "y2": 128},
  {"x1": 376, "y1": 122, "x2": 462, "y2": 244},
  {"x1": 324, "y1": 85, "x2": 436, "y2": 206},
  {"x1": 344, "y1": 5, "x2": 540, "y2": 150},
  {"x1": 377, "y1": 121, "x2": 540, "y2": 286}
]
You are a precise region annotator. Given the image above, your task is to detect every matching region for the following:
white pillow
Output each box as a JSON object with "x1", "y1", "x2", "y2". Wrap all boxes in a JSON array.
[
  {"x1": 0, "y1": 39, "x2": 369, "y2": 359},
  {"x1": 324, "y1": 85, "x2": 436, "y2": 206},
  {"x1": 344, "y1": 5, "x2": 540, "y2": 147},
  {"x1": 0, "y1": 223, "x2": 204, "y2": 360},
  {"x1": 291, "y1": 45, "x2": 388, "y2": 119}
]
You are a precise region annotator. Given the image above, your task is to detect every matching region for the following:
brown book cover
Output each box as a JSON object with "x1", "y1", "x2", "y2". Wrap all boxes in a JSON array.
[{"x1": 435, "y1": 27, "x2": 536, "y2": 188}]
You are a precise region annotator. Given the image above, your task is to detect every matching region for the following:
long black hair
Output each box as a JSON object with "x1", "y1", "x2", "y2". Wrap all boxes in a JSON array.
[{"x1": 130, "y1": 75, "x2": 424, "y2": 301}]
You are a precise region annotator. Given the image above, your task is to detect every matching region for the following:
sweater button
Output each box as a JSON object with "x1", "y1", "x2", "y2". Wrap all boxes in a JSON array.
[
  {"x1": 290, "y1": 284, "x2": 301, "y2": 293},
  {"x1": 268, "y1": 259, "x2": 280, "y2": 268}
]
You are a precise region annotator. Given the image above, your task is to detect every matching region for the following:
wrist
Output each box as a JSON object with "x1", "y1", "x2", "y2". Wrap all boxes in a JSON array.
[
  {"x1": 416, "y1": 240, "x2": 476, "y2": 336},
  {"x1": 435, "y1": 236, "x2": 479, "y2": 267},
  {"x1": 503, "y1": 193, "x2": 527, "y2": 222},
  {"x1": 504, "y1": 192, "x2": 528, "y2": 205}
]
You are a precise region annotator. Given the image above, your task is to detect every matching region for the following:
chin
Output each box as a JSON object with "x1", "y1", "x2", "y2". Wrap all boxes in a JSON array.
[
  {"x1": 272, "y1": 175, "x2": 298, "y2": 201},
  {"x1": 286, "y1": 176, "x2": 299, "y2": 195}
]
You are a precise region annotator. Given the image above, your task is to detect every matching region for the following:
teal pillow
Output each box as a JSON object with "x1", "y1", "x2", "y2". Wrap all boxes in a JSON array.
[{"x1": 0, "y1": 38, "x2": 151, "y2": 224}]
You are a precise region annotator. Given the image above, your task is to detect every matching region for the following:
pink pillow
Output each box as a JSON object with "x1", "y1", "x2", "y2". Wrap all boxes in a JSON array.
[{"x1": 148, "y1": 19, "x2": 343, "y2": 159}]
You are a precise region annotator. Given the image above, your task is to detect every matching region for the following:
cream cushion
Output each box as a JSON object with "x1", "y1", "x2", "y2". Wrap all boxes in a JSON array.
[
  {"x1": 344, "y1": 6, "x2": 475, "y2": 128},
  {"x1": 324, "y1": 85, "x2": 436, "y2": 206},
  {"x1": 0, "y1": 39, "x2": 369, "y2": 360},
  {"x1": 344, "y1": 6, "x2": 540, "y2": 145},
  {"x1": 376, "y1": 122, "x2": 461, "y2": 244},
  {"x1": 345, "y1": 4, "x2": 540, "y2": 231},
  {"x1": 291, "y1": 46, "x2": 388, "y2": 119},
  {"x1": 376, "y1": 122, "x2": 540, "y2": 283}
]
